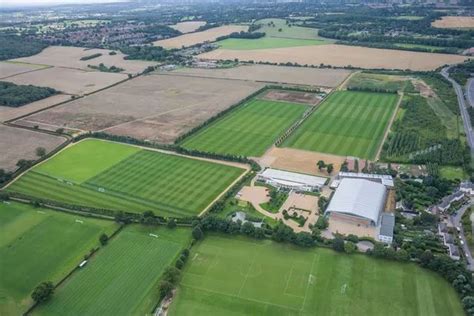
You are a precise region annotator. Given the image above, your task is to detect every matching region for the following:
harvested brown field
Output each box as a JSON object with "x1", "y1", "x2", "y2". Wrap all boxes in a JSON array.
[
  {"x1": 21, "y1": 74, "x2": 263, "y2": 143},
  {"x1": 0, "y1": 94, "x2": 71, "y2": 122},
  {"x1": 12, "y1": 46, "x2": 157, "y2": 74},
  {"x1": 0, "y1": 125, "x2": 66, "y2": 171},
  {"x1": 259, "y1": 147, "x2": 346, "y2": 177},
  {"x1": 432, "y1": 16, "x2": 474, "y2": 29},
  {"x1": 167, "y1": 64, "x2": 351, "y2": 87},
  {"x1": 198, "y1": 44, "x2": 468, "y2": 71},
  {"x1": 260, "y1": 89, "x2": 322, "y2": 105},
  {"x1": 153, "y1": 25, "x2": 248, "y2": 49},
  {"x1": 170, "y1": 21, "x2": 206, "y2": 33},
  {"x1": 4, "y1": 67, "x2": 127, "y2": 95},
  {"x1": 0, "y1": 62, "x2": 47, "y2": 79}
]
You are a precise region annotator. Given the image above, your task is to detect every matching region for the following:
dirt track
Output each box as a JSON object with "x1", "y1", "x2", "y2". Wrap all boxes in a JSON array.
[{"x1": 198, "y1": 44, "x2": 468, "y2": 71}]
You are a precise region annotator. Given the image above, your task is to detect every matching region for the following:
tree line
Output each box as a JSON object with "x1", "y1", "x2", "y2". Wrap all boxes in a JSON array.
[{"x1": 0, "y1": 81, "x2": 58, "y2": 107}]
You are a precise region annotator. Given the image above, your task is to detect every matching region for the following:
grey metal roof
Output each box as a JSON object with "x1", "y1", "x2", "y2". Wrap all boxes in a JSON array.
[
  {"x1": 260, "y1": 168, "x2": 327, "y2": 188},
  {"x1": 326, "y1": 178, "x2": 386, "y2": 224},
  {"x1": 380, "y1": 213, "x2": 395, "y2": 237}
]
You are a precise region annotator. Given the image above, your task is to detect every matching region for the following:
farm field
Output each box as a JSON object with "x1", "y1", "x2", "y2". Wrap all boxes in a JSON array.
[
  {"x1": 254, "y1": 18, "x2": 323, "y2": 40},
  {"x1": 0, "y1": 201, "x2": 118, "y2": 315},
  {"x1": 153, "y1": 25, "x2": 248, "y2": 49},
  {"x1": 346, "y1": 72, "x2": 409, "y2": 92},
  {"x1": 11, "y1": 46, "x2": 157, "y2": 74},
  {"x1": 34, "y1": 225, "x2": 190, "y2": 316},
  {"x1": 7, "y1": 139, "x2": 246, "y2": 216},
  {"x1": 168, "y1": 64, "x2": 351, "y2": 88},
  {"x1": 218, "y1": 37, "x2": 327, "y2": 50},
  {"x1": 198, "y1": 44, "x2": 468, "y2": 71},
  {"x1": 283, "y1": 91, "x2": 399, "y2": 159},
  {"x1": 0, "y1": 125, "x2": 66, "y2": 171},
  {"x1": 0, "y1": 61, "x2": 47, "y2": 79},
  {"x1": 0, "y1": 94, "x2": 71, "y2": 122},
  {"x1": 168, "y1": 235, "x2": 464, "y2": 316},
  {"x1": 18, "y1": 74, "x2": 263, "y2": 143},
  {"x1": 170, "y1": 21, "x2": 206, "y2": 33},
  {"x1": 180, "y1": 98, "x2": 308, "y2": 157},
  {"x1": 431, "y1": 16, "x2": 474, "y2": 29},
  {"x1": 4, "y1": 66, "x2": 127, "y2": 95}
]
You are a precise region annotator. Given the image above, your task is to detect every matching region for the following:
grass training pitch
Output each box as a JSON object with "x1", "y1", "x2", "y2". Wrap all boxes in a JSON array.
[
  {"x1": 168, "y1": 235, "x2": 464, "y2": 316},
  {"x1": 7, "y1": 139, "x2": 245, "y2": 216},
  {"x1": 218, "y1": 37, "x2": 327, "y2": 50},
  {"x1": 34, "y1": 225, "x2": 190, "y2": 316},
  {"x1": 180, "y1": 98, "x2": 308, "y2": 157},
  {"x1": 0, "y1": 201, "x2": 118, "y2": 315},
  {"x1": 283, "y1": 91, "x2": 399, "y2": 159}
]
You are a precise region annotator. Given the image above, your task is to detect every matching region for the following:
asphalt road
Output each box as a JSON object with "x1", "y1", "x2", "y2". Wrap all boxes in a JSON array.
[
  {"x1": 451, "y1": 199, "x2": 474, "y2": 271},
  {"x1": 467, "y1": 78, "x2": 474, "y2": 108},
  {"x1": 441, "y1": 67, "x2": 474, "y2": 153}
]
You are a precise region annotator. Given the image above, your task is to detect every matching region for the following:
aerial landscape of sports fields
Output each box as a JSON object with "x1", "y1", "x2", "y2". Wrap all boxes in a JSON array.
[{"x1": 0, "y1": 1, "x2": 473, "y2": 316}]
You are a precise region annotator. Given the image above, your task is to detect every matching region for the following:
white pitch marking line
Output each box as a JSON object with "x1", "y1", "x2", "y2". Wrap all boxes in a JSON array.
[
  {"x1": 149, "y1": 233, "x2": 158, "y2": 238},
  {"x1": 75, "y1": 219, "x2": 83, "y2": 224}
]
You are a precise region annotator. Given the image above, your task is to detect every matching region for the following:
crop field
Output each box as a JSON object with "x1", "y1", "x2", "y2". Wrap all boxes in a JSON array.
[
  {"x1": 0, "y1": 61, "x2": 47, "y2": 79},
  {"x1": 198, "y1": 44, "x2": 468, "y2": 71},
  {"x1": 431, "y1": 16, "x2": 474, "y2": 29},
  {"x1": 168, "y1": 235, "x2": 464, "y2": 316},
  {"x1": 283, "y1": 91, "x2": 399, "y2": 159},
  {"x1": 255, "y1": 18, "x2": 323, "y2": 40},
  {"x1": 218, "y1": 37, "x2": 327, "y2": 50},
  {"x1": 18, "y1": 74, "x2": 263, "y2": 143},
  {"x1": 0, "y1": 94, "x2": 71, "y2": 122},
  {"x1": 0, "y1": 201, "x2": 118, "y2": 315},
  {"x1": 34, "y1": 225, "x2": 190, "y2": 316},
  {"x1": 0, "y1": 125, "x2": 66, "y2": 171},
  {"x1": 170, "y1": 21, "x2": 206, "y2": 33},
  {"x1": 346, "y1": 72, "x2": 409, "y2": 92},
  {"x1": 153, "y1": 25, "x2": 248, "y2": 49},
  {"x1": 180, "y1": 98, "x2": 308, "y2": 157},
  {"x1": 12, "y1": 46, "x2": 156, "y2": 75},
  {"x1": 7, "y1": 139, "x2": 245, "y2": 216},
  {"x1": 4, "y1": 66, "x2": 127, "y2": 95},
  {"x1": 169, "y1": 64, "x2": 352, "y2": 88}
]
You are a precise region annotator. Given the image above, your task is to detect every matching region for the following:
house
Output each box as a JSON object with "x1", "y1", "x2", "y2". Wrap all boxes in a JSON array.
[{"x1": 378, "y1": 213, "x2": 395, "y2": 244}]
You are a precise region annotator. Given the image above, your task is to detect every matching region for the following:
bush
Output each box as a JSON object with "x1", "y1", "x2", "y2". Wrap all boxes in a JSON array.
[
  {"x1": 99, "y1": 233, "x2": 109, "y2": 246},
  {"x1": 192, "y1": 226, "x2": 204, "y2": 240},
  {"x1": 332, "y1": 237, "x2": 345, "y2": 252},
  {"x1": 167, "y1": 218, "x2": 177, "y2": 229},
  {"x1": 31, "y1": 281, "x2": 54, "y2": 303}
]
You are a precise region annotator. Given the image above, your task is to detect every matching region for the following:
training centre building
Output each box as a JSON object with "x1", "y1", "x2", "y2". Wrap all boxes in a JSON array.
[
  {"x1": 325, "y1": 177, "x2": 394, "y2": 243},
  {"x1": 257, "y1": 168, "x2": 327, "y2": 192}
]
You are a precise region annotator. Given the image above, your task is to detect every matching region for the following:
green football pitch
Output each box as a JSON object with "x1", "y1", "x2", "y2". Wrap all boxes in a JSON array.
[
  {"x1": 34, "y1": 225, "x2": 190, "y2": 316},
  {"x1": 180, "y1": 98, "x2": 308, "y2": 157},
  {"x1": 283, "y1": 91, "x2": 399, "y2": 159},
  {"x1": 0, "y1": 201, "x2": 118, "y2": 315},
  {"x1": 168, "y1": 235, "x2": 464, "y2": 316},
  {"x1": 7, "y1": 139, "x2": 245, "y2": 217}
]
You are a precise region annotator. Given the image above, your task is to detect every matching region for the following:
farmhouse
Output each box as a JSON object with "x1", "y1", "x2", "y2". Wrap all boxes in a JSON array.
[
  {"x1": 257, "y1": 168, "x2": 327, "y2": 192},
  {"x1": 326, "y1": 178, "x2": 387, "y2": 226}
]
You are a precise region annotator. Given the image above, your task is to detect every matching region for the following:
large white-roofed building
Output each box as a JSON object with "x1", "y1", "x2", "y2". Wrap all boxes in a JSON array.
[
  {"x1": 257, "y1": 168, "x2": 327, "y2": 192},
  {"x1": 325, "y1": 178, "x2": 387, "y2": 226}
]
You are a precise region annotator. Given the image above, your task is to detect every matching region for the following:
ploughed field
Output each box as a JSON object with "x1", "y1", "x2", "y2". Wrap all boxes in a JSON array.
[
  {"x1": 168, "y1": 235, "x2": 464, "y2": 316},
  {"x1": 180, "y1": 98, "x2": 308, "y2": 157},
  {"x1": 283, "y1": 91, "x2": 399, "y2": 159},
  {"x1": 6, "y1": 139, "x2": 245, "y2": 217},
  {"x1": 0, "y1": 202, "x2": 118, "y2": 315},
  {"x1": 34, "y1": 225, "x2": 190, "y2": 316}
]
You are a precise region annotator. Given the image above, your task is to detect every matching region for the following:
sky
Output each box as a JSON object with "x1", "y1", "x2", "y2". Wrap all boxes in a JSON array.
[{"x1": 1, "y1": 0, "x2": 127, "y2": 6}]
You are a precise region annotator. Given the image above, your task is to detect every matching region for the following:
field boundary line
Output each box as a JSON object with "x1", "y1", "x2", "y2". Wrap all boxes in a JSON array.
[
  {"x1": 337, "y1": 70, "x2": 359, "y2": 91},
  {"x1": 180, "y1": 284, "x2": 300, "y2": 312},
  {"x1": 237, "y1": 246, "x2": 259, "y2": 296},
  {"x1": 0, "y1": 64, "x2": 53, "y2": 80},
  {"x1": 375, "y1": 92, "x2": 403, "y2": 160},
  {"x1": 300, "y1": 252, "x2": 319, "y2": 312}
]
